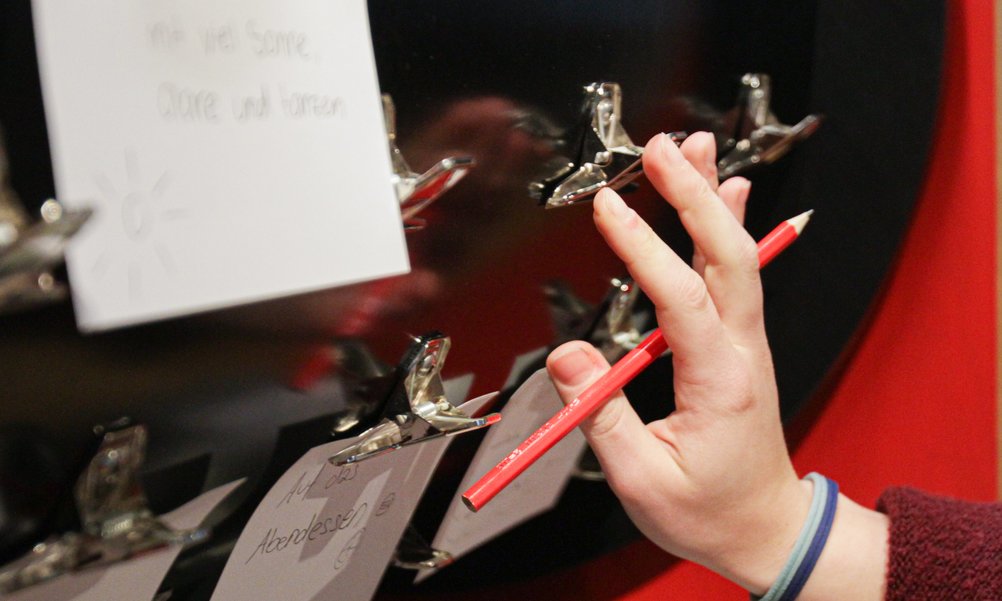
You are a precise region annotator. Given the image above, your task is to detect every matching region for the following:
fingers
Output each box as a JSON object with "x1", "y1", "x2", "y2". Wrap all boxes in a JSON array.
[
  {"x1": 642, "y1": 133, "x2": 763, "y2": 344},
  {"x1": 683, "y1": 131, "x2": 751, "y2": 275},
  {"x1": 685, "y1": 132, "x2": 719, "y2": 276},
  {"x1": 592, "y1": 187, "x2": 736, "y2": 381},
  {"x1": 679, "y1": 131, "x2": 719, "y2": 193},
  {"x1": 718, "y1": 176, "x2": 751, "y2": 226},
  {"x1": 693, "y1": 176, "x2": 750, "y2": 275},
  {"x1": 546, "y1": 341, "x2": 676, "y2": 482}
]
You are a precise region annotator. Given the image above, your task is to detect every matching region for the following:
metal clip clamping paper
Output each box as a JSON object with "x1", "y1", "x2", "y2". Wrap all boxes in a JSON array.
[
  {"x1": 328, "y1": 332, "x2": 501, "y2": 466},
  {"x1": 383, "y1": 95, "x2": 474, "y2": 231},
  {"x1": 529, "y1": 81, "x2": 686, "y2": 209},
  {"x1": 715, "y1": 73, "x2": 822, "y2": 179},
  {"x1": 0, "y1": 422, "x2": 208, "y2": 594}
]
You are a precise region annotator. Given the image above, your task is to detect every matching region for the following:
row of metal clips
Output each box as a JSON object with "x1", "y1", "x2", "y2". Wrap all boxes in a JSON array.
[{"x1": 530, "y1": 74, "x2": 820, "y2": 208}]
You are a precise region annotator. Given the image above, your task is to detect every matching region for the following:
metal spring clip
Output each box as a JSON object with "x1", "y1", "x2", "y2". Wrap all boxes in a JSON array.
[
  {"x1": 716, "y1": 73, "x2": 822, "y2": 179},
  {"x1": 383, "y1": 95, "x2": 474, "y2": 230},
  {"x1": 328, "y1": 332, "x2": 500, "y2": 466},
  {"x1": 531, "y1": 82, "x2": 677, "y2": 209},
  {"x1": 0, "y1": 424, "x2": 208, "y2": 594}
]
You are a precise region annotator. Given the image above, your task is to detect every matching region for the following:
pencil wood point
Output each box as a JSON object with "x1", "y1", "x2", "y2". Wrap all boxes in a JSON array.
[{"x1": 789, "y1": 209, "x2": 814, "y2": 234}]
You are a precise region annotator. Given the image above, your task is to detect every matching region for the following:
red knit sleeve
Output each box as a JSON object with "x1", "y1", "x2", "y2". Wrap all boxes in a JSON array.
[{"x1": 877, "y1": 487, "x2": 1002, "y2": 600}]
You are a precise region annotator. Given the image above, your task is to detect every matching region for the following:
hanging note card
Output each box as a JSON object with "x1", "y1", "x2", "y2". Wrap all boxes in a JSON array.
[
  {"x1": 32, "y1": 0, "x2": 407, "y2": 331},
  {"x1": 5, "y1": 479, "x2": 244, "y2": 601},
  {"x1": 211, "y1": 392, "x2": 497, "y2": 601},
  {"x1": 417, "y1": 369, "x2": 586, "y2": 582}
]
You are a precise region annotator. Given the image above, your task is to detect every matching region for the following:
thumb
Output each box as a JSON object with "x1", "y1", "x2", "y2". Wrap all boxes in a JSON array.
[{"x1": 545, "y1": 341, "x2": 656, "y2": 472}]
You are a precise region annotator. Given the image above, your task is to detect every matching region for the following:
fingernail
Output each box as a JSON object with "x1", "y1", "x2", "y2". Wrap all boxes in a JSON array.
[
  {"x1": 659, "y1": 132, "x2": 685, "y2": 164},
  {"x1": 548, "y1": 346, "x2": 597, "y2": 387},
  {"x1": 737, "y1": 178, "x2": 752, "y2": 198},
  {"x1": 598, "y1": 189, "x2": 631, "y2": 221}
]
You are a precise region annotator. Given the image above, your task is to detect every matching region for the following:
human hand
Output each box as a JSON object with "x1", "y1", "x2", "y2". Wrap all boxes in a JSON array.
[{"x1": 546, "y1": 131, "x2": 810, "y2": 592}]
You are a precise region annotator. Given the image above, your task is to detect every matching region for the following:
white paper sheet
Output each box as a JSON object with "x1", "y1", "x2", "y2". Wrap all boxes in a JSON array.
[
  {"x1": 6, "y1": 479, "x2": 245, "y2": 601},
  {"x1": 211, "y1": 392, "x2": 497, "y2": 601},
  {"x1": 32, "y1": 0, "x2": 408, "y2": 331},
  {"x1": 417, "y1": 368, "x2": 587, "y2": 582}
]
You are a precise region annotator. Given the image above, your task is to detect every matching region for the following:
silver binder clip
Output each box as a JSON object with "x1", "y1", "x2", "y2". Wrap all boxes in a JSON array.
[
  {"x1": 391, "y1": 524, "x2": 453, "y2": 570},
  {"x1": 329, "y1": 332, "x2": 500, "y2": 466},
  {"x1": 545, "y1": 277, "x2": 647, "y2": 363},
  {"x1": 0, "y1": 124, "x2": 92, "y2": 314},
  {"x1": 383, "y1": 95, "x2": 475, "y2": 231},
  {"x1": 716, "y1": 73, "x2": 822, "y2": 179},
  {"x1": 529, "y1": 82, "x2": 684, "y2": 209},
  {"x1": 0, "y1": 423, "x2": 208, "y2": 594},
  {"x1": 544, "y1": 278, "x2": 651, "y2": 481}
]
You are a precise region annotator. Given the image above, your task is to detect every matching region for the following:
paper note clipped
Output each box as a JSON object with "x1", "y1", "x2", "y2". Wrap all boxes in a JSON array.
[
  {"x1": 32, "y1": 0, "x2": 408, "y2": 331},
  {"x1": 5, "y1": 479, "x2": 244, "y2": 601},
  {"x1": 211, "y1": 392, "x2": 497, "y2": 601},
  {"x1": 417, "y1": 368, "x2": 587, "y2": 582}
]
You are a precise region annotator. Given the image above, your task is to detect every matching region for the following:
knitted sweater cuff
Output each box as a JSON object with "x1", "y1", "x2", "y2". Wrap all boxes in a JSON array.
[{"x1": 877, "y1": 486, "x2": 1002, "y2": 600}]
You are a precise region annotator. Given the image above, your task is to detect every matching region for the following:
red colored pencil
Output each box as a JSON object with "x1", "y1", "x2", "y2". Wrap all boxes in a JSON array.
[{"x1": 462, "y1": 209, "x2": 813, "y2": 511}]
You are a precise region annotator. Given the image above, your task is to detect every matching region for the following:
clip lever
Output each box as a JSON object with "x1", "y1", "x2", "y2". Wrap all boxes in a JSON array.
[{"x1": 329, "y1": 333, "x2": 500, "y2": 466}]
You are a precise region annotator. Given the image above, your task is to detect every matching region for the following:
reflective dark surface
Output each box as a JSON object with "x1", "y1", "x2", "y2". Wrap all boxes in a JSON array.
[{"x1": 0, "y1": 0, "x2": 945, "y2": 597}]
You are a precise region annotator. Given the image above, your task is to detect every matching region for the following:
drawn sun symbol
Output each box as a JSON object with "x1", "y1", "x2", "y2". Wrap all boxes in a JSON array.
[{"x1": 91, "y1": 148, "x2": 188, "y2": 303}]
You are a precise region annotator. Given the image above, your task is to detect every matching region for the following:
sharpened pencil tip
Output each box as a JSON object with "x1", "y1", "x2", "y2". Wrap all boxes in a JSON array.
[{"x1": 788, "y1": 209, "x2": 814, "y2": 234}]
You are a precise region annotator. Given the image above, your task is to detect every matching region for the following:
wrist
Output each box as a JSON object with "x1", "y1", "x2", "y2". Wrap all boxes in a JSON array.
[
  {"x1": 707, "y1": 474, "x2": 815, "y2": 594},
  {"x1": 708, "y1": 478, "x2": 889, "y2": 601}
]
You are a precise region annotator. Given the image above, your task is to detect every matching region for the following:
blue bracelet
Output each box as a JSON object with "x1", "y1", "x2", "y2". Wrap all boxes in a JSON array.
[
  {"x1": 781, "y1": 476, "x2": 839, "y2": 600},
  {"x1": 751, "y1": 473, "x2": 839, "y2": 601}
]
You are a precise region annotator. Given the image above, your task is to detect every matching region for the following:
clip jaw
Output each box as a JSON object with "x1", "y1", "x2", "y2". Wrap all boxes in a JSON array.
[
  {"x1": 383, "y1": 95, "x2": 475, "y2": 231},
  {"x1": 531, "y1": 83, "x2": 664, "y2": 209},
  {"x1": 328, "y1": 333, "x2": 500, "y2": 466},
  {"x1": 0, "y1": 424, "x2": 207, "y2": 594},
  {"x1": 716, "y1": 73, "x2": 822, "y2": 179}
]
